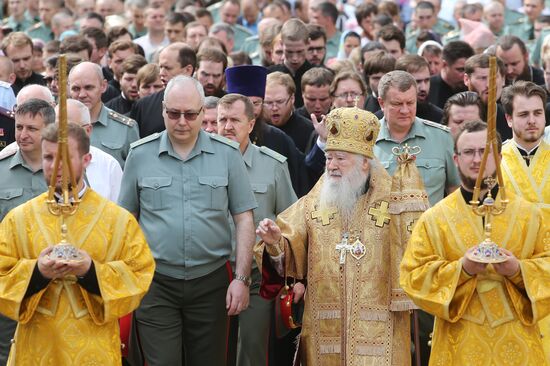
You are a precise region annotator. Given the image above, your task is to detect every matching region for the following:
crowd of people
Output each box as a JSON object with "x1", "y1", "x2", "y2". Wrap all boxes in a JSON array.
[{"x1": 0, "y1": 0, "x2": 549, "y2": 365}]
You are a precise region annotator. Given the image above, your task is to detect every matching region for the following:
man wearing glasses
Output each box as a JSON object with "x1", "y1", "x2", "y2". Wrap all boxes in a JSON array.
[
  {"x1": 264, "y1": 72, "x2": 314, "y2": 154},
  {"x1": 118, "y1": 75, "x2": 257, "y2": 366},
  {"x1": 305, "y1": 24, "x2": 327, "y2": 67}
]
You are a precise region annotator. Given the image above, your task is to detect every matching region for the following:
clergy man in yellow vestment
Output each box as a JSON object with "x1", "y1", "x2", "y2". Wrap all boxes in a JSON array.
[
  {"x1": 400, "y1": 120, "x2": 550, "y2": 366},
  {"x1": 256, "y1": 107, "x2": 411, "y2": 366},
  {"x1": 499, "y1": 81, "x2": 550, "y2": 363},
  {"x1": 0, "y1": 123, "x2": 155, "y2": 365}
]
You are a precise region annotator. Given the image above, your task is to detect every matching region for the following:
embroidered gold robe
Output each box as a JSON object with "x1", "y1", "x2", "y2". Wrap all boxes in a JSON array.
[
  {"x1": 501, "y1": 140, "x2": 550, "y2": 362},
  {"x1": 0, "y1": 190, "x2": 155, "y2": 365},
  {"x1": 400, "y1": 189, "x2": 550, "y2": 366},
  {"x1": 258, "y1": 163, "x2": 410, "y2": 366}
]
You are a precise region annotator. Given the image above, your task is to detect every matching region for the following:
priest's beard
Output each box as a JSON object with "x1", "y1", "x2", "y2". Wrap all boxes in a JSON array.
[
  {"x1": 319, "y1": 159, "x2": 369, "y2": 224},
  {"x1": 458, "y1": 168, "x2": 497, "y2": 191}
]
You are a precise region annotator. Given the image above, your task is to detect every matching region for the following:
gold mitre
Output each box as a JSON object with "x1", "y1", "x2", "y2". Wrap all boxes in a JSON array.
[{"x1": 325, "y1": 106, "x2": 380, "y2": 158}]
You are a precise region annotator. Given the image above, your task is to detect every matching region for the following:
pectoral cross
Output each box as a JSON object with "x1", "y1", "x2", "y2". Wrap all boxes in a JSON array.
[
  {"x1": 311, "y1": 207, "x2": 338, "y2": 226},
  {"x1": 335, "y1": 233, "x2": 352, "y2": 264},
  {"x1": 368, "y1": 201, "x2": 391, "y2": 228}
]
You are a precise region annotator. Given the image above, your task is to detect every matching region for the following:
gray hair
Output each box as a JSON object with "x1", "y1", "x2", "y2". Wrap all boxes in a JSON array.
[
  {"x1": 15, "y1": 99, "x2": 56, "y2": 126},
  {"x1": 66, "y1": 99, "x2": 91, "y2": 125},
  {"x1": 204, "y1": 96, "x2": 220, "y2": 109},
  {"x1": 16, "y1": 85, "x2": 55, "y2": 105},
  {"x1": 378, "y1": 70, "x2": 417, "y2": 101},
  {"x1": 51, "y1": 11, "x2": 73, "y2": 28},
  {"x1": 209, "y1": 22, "x2": 235, "y2": 42},
  {"x1": 164, "y1": 75, "x2": 205, "y2": 105}
]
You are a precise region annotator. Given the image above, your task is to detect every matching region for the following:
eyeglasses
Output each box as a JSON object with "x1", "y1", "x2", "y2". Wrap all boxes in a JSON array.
[
  {"x1": 164, "y1": 105, "x2": 203, "y2": 121},
  {"x1": 307, "y1": 46, "x2": 325, "y2": 53},
  {"x1": 263, "y1": 96, "x2": 292, "y2": 109},
  {"x1": 251, "y1": 100, "x2": 263, "y2": 107},
  {"x1": 333, "y1": 92, "x2": 362, "y2": 100},
  {"x1": 457, "y1": 148, "x2": 485, "y2": 158}
]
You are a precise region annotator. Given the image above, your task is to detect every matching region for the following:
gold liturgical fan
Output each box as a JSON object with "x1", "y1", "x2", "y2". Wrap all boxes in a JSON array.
[
  {"x1": 466, "y1": 56, "x2": 509, "y2": 264},
  {"x1": 45, "y1": 55, "x2": 82, "y2": 262}
]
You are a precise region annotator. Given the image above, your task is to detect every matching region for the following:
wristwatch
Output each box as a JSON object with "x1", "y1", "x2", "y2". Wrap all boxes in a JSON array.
[{"x1": 234, "y1": 273, "x2": 251, "y2": 286}]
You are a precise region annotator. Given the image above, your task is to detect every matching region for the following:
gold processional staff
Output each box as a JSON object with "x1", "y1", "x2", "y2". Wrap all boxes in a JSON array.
[
  {"x1": 45, "y1": 54, "x2": 82, "y2": 261},
  {"x1": 466, "y1": 56, "x2": 509, "y2": 264}
]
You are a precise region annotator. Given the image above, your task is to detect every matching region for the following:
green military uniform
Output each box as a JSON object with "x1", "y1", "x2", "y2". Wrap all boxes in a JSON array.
[
  {"x1": 505, "y1": 8, "x2": 524, "y2": 25},
  {"x1": 207, "y1": 1, "x2": 223, "y2": 23},
  {"x1": 2, "y1": 16, "x2": 34, "y2": 32},
  {"x1": 240, "y1": 34, "x2": 259, "y2": 55},
  {"x1": 433, "y1": 18, "x2": 455, "y2": 37},
  {"x1": 406, "y1": 18, "x2": 454, "y2": 53},
  {"x1": 326, "y1": 30, "x2": 342, "y2": 60},
  {"x1": 118, "y1": 130, "x2": 257, "y2": 366},
  {"x1": 91, "y1": 105, "x2": 139, "y2": 168},
  {"x1": 236, "y1": 142, "x2": 297, "y2": 366},
  {"x1": 0, "y1": 148, "x2": 47, "y2": 366},
  {"x1": 442, "y1": 28, "x2": 460, "y2": 45},
  {"x1": 128, "y1": 24, "x2": 147, "y2": 39},
  {"x1": 26, "y1": 21, "x2": 53, "y2": 42},
  {"x1": 374, "y1": 117, "x2": 460, "y2": 207},
  {"x1": 233, "y1": 24, "x2": 253, "y2": 53},
  {"x1": 374, "y1": 117, "x2": 459, "y2": 366},
  {"x1": 508, "y1": 17, "x2": 536, "y2": 53}
]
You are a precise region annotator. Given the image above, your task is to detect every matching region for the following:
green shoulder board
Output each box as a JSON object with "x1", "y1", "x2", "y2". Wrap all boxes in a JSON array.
[
  {"x1": 130, "y1": 132, "x2": 160, "y2": 149},
  {"x1": 259, "y1": 146, "x2": 287, "y2": 163},
  {"x1": 108, "y1": 110, "x2": 137, "y2": 127},
  {"x1": 210, "y1": 133, "x2": 240, "y2": 149},
  {"x1": 422, "y1": 119, "x2": 450, "y2": 132}
]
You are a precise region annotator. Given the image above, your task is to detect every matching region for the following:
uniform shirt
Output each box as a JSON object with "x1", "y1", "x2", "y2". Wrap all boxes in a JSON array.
[
  {"x1": 374, "y1": 117, "x2": 460, "y2": 206},
  {"x1": 118, "y1": 130, "x2": 257, "y2": 280},
  {"x1": 0, "y1": 149, "x2": 46, "y2": 220},
  {"x1": 240, "y1": 34, "x2": 259, "y2": 54},
  {"x1": 232, "y1": 24, "x2": 254, "y2": 52},
  {"x1": 3, "y1": 16, "x2": 33, "y2": 32},
  {"x1": 325, "y1": 30, "x2": 342, "y2": 60},
  {"x1": 91, "y1": 104, "x2": 140, "y2": 168},
  {"x1": 26, "y1": 22, "x2": 53, "y2": 42}
]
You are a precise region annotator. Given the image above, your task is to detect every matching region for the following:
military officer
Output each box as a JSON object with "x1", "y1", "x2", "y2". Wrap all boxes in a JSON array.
[
  {"x1": 0, "y1": 99, "x2": 54, "y2": 365},
  {"x1": 216, "y1": 93, "x2": 297, "y2": 366},
  {"x1": 26, "y1": 0, "x2": 61, "y2": 42},
  {"x1": 69, "y1": 61, "x2": 139, "y2": 168},
  {"x1": 2, "y1": 0, "x2": 34, "y2": 33},
  {"x1": 507, "y1": 0, "x2": 545, "y2": 53},
  {"x1": 119, "y1": 75, "x2": 257, "y2": 366}
]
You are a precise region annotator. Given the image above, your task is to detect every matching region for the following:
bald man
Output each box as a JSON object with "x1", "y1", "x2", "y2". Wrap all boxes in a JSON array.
[{"x1": 68, "y1": 61, "x2": 139, "y2": 167}]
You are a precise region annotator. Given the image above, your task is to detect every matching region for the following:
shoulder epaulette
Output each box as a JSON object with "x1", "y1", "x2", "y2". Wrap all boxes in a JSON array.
[
  {"x1": 130, "y1": 132, "x2": 160, "y2": 149},
  {"x1": 108, "y1": 110, "x2": 136, "y2": 127},
  {"x1": 422, "y1": 119, "x2": 450, "y2": 132},
  {"x1": 259, "y1": 145, "x2": 287, "y2": 163},
  {"x1": 28, "y1": 22, "x2": 42, "y2": 31},
  {"x1": 0, "y1": 146, "x2": 17, "y2": 160},
  {"x1": 209, "y1": 133, "x2": 240, "y2": 149},
  {"x1": 511, "y1": 18, "x2": 527, "y2": 25},
  {"x1": 0, "y1": 106, "x2": 14, "y2": 119}
]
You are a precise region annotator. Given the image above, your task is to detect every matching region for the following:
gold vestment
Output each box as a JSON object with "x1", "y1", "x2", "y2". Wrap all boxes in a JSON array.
[
  {"x1": 502, "y1": 140, "x2": 550, "y2": 363},
  {"x1": 400, "y1": 189, "x2": 550, "y2": 366},
  {"x1": 259, "y1": 163, "x2": 410, "y2": 366},
  {"x1": 0, "y1": 190, "x2": 155, "y2": 365}
]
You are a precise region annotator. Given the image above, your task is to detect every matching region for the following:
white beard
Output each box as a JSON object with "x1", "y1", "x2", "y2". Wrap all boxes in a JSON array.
[{"x1": 319, "y1": 160, "x2": 369, "y2": 224}]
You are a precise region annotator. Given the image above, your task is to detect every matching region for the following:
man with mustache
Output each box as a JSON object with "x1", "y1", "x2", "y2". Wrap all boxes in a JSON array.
[
  {"x1": 495, "y1": 35, "x2": 545, "y2": 86},
  {"x1": 256, "y1": 106, "x2": 412, "y2": 365},
  {"x1": 217, "y1": 93, "x2": 296, "y2": 366},
  {"x1": 401, "y1": 120, "x2": 550, "y2": 365},
  {"x1": 499, "y1": 81, "x2": 550, "y2": 362}
]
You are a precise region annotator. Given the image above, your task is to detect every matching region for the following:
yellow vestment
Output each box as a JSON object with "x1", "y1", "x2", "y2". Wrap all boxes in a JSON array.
[
  {"x1": 501, "y1": 140, "x2": 550, "y2": 363},
  {"x1": 400, "y1": 189, "x2": 550, "y2": 366},
  {"x1": 259, "y1": 163, "x2": 410, "y2": 366},
  {"x1": 0, "y1": 190, "x2": 155, "y2": 365}
]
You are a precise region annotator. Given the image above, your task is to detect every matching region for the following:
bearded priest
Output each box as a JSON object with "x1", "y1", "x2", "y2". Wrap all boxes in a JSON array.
[{"x1": 255, "y1": 107, "x2": 411, "y2": 365}]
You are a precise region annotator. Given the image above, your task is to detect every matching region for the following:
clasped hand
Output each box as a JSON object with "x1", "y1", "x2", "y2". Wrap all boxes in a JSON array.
[
  {"x1": 37, "y1": 246, "x2": 92, "y2": 279},
  {"x1": 462, "y1": 248, "x2": 520, "y2": 277}
]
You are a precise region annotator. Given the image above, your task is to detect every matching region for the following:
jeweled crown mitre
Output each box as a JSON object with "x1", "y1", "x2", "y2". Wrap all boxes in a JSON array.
[{"x1": 325, "y1": 106, "x2": 380, "y2": 159}]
